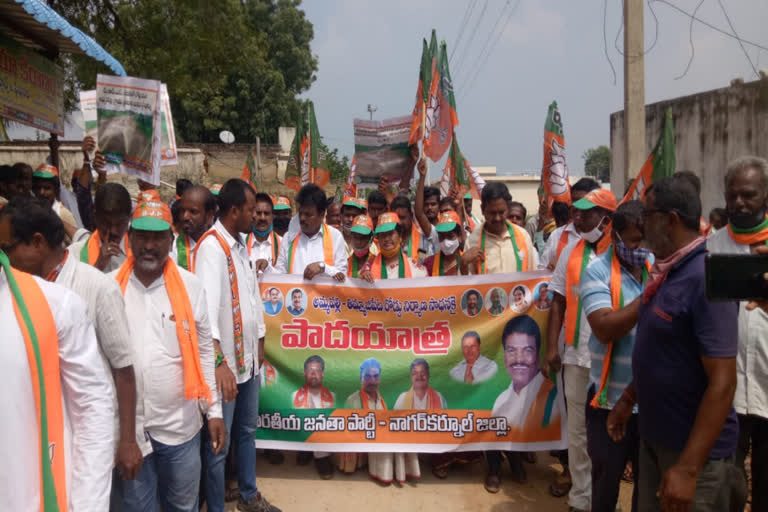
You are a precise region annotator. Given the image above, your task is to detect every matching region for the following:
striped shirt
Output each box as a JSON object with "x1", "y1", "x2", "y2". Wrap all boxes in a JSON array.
[{"x1": 580, "y1": 249, "x2": 651, "y2": 409}]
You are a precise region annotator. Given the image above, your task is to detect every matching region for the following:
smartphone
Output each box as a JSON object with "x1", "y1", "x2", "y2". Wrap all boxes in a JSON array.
[{"x1": 706, "y1": 253, "x2": 768, "y2": 301}]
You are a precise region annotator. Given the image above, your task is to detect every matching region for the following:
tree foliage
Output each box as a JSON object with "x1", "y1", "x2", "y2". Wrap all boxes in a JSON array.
[
  {"x1": 319, "y1": 140, "x2": 350, "y2": 184},
  {"x1": 49, "y1": 0, "x2": 318, "y2": 144},
  {"x1": 582, "y1": 145, "x2": 611, "y2": 183}
]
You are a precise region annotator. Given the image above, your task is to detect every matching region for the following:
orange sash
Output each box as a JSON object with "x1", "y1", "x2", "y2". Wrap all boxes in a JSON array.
[
  {"x1": 287, "y1": 224, "x2": 334, "y2": 273},
  {"x1": 477, "y1": 220, "x2": 532, "y2": 274},
  {"x1": 293, "y1": 385, "x2": 334, "y2": 408},
  {"x1": 348, "y1": 253, "x2": 374, "y2": 278},
  {"x1": 246, "y1": 230, "x2": 281, "y2": 265},
  {"x1": 400, "y1": 387, "x2": 442, "y2": 409},
  {"x1": 564, "y1": 233, "x2": 611, "y2": 346},
  {"x1": 589, "y1": 247, "x2": 651, "y2": 408},
  {"x1": 360, "y1": 389, "x2": 387, "y2": 410},
  {"x1": 80, "y1": 230, "x2": 131, "y2": 266},
  {"x1": 192, "y1": 229, "x2": 247, "y2": 374},
  {"x1": 406, "y1": 226, "x2": 422, "y2": 260},
  {"x1": 554, "y1": 226, "x2": 571, "y2": 267},
  {"x1": 727, "y1": 215, "x2": 768, "y2": 245},
  {"x1": 430, "y1": 251, "x2": 460, "y2": 276},
  {"x1": 116, "y1": 256, "x2": 212, "y2": 403},
  {"x1": 2, "y1": 252, "x2": 66, "y2": 512},
  {"x1": 370, "y1": 252, "x2": 413, "y2": 279}
]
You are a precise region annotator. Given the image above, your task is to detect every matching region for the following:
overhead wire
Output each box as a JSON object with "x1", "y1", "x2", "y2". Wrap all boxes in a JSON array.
[
  {"x1": 453, "y1": 0, "x2": 511, "y2": 89},
  {"x1": 674, "y1": 0, "x2": 705, "y2": 80},
  {"x1": 603, "y1": 0, "x2": 617, "y2": 85},
  {"x1": 458, "y1": 0, "x2": 521, "y2": 103},
  {"x1": 716, "y1": 0, "x2": 759, "y2": 78},
  {"x1": 613, "y1": 0, "x2": 660, "y2": 57},
  {"x1": 452, "y1": 0, "x2": 489, "y2": 77},
  {"x1": 449, "y1": 0, "x2": 478, "y2": 64}
]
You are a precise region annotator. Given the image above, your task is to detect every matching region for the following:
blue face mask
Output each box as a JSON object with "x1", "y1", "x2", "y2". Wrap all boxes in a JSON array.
[
  {"x1": 253, "y1": 224, "x2": 273, "y2": 238},
  {"x1": 615, "y1": 234, "x2": 651, "y2": 268}
]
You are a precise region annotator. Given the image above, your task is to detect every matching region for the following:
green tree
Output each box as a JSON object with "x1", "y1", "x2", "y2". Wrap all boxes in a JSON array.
[
  {"x1": 582, "y1": 145, "x2": 611, "y2": 183},
  {"x1": 319, "y1": 140, "x2": 350, "y2": 184},
  {"x1": 49, "y1": 0, "x2": 317, "y2": 144}
]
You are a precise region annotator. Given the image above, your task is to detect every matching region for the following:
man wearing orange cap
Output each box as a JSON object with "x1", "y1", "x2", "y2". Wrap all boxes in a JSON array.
[
  {"x1": 272, "y1": 196, "x2": 293, "y2": 237},
  {"x1": 423, "y1": 211, "x2": 465, "y2": 276},
  {"x1": 0, "y1": 202, "x2": 117, "y2": 510},
  {"x1": 32, "y1": 164, "x2": 78, "y2": 228},
  {"x1": 544, "y1": 187, "x2": 618, "y2": 512},
  {"x1": 340, "y1": 196, "x2": 366, "y2": 256},
  {"x1": 347, "y1": 214, "x2": 376, "y2": 281},
  {"x1": 362, "y1": 212, "x2": 427, "y2": 280},
  {"x1": 110, "y1": 198, "x2": 225, "y2": 511}
]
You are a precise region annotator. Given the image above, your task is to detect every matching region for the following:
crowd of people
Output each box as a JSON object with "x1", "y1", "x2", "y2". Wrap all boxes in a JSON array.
[{"x1": 0, "y1": 135, "x2": 767, "y2": 512}]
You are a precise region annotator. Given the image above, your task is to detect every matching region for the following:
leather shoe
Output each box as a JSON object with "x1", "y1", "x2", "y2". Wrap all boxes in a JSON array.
[{"x1": 484, "y1": 473, "x2": 501, "y2": 493}]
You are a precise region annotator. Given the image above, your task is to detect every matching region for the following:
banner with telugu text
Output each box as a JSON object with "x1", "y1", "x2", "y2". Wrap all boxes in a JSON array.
[{"x1": 255, "y1": 271, "x2": 566, "y2": 453}]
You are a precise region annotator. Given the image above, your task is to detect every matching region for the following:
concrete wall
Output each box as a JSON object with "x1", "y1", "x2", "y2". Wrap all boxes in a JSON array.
[{"x1": 610, "y1": 77, "x2": 768, "y2": 214}]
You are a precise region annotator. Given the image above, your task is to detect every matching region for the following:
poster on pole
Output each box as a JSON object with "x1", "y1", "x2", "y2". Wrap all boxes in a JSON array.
[
  {"x1": 255, "y1": 271, "x2": 566, "y2": 453},
  {"x1": 96, "y1": 74, "x2": 162, "y2": 185},
  {"x1": 353, "y1": 115, "x2": 413, "y2": 194},
  {"x1": 159, "y1": 83, "x2": 178, "y2": 166}
]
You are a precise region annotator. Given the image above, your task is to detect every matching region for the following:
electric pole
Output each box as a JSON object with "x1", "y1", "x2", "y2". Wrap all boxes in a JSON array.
[{"x1": 624, "y1": 0, "x2": 645, "y2": 189}]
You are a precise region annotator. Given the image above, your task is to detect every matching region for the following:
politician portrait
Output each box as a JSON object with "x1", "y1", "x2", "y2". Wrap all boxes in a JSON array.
[
  {"x1": 291, "y1": 355, "x2": 335, "y2": 409},
  {"x1": 449, "y1": 331, "x2": 498, "y2": 384},
  {"x1": 394, "y1": 359, "x2": 447, "y2": 410}
]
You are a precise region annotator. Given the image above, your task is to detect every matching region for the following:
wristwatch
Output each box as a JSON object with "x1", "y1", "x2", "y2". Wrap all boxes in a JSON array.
[{"x1": 319, "y1": 262, "x2": 326, "y2": 272}]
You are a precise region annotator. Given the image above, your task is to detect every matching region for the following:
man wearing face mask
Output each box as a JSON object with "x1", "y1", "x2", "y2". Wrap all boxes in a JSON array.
[
  {"x1": 423, "y1": 211, "x2": 465, "y2": 276},
  {"x1": 170, "y1": 186, "x2": 216, "y2": 271},
  {"x1": 707, "y1": 156, "x2": 768, "y2": 511},
  {"x1": 272, "y1": 196, "x2": 293, "y2": 238},
  {"x1": 579, "y1": 200, "x2": 652, "y2": 512},
  {"x1": 347, "y1": 214, "x2": 377, "y2": 282},
  {"x1": 544, "y1": 187, "x2": 617, "y2": 512},
  {"x1": 340, "y1": 196, "x2": 366, "y2": 256},
  {"x1": 247, "y1": 193, "x2": 281, "y2": 268}
]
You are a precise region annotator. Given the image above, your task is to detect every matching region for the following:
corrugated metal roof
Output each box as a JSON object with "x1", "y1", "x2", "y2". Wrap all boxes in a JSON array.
[{"x1": 0, "y1": 0, "x2": 126, "y2": 76}]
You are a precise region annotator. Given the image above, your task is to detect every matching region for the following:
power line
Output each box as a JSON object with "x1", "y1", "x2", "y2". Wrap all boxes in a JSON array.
[
  {"x1": 613, "y1": 0, "x2": 660, "y2": 57},
  {"x1": 453, "y1": 0, "x2": 511, "y2": 88},
  {"x1": 452, "y1": 0, "x2": 489, "y2": 77},
  {"x1": 458, "y1": 0, "x2": 521, "y2": 103},
  {"x1": 651, "y1": 0, "x2": 768, "y2": 52},
  {"x1": 716, "y1": 0, "x2": 759, "y2": 77},
  {"x1": 674, "y1": 0, "x2": 705, "y2": 80},
  {"x1": 449, "y1": 0, "x2": 478, "y2": 64},
  {"x1": 603, "y1": 0, "x2": 617, "y2": 85}
]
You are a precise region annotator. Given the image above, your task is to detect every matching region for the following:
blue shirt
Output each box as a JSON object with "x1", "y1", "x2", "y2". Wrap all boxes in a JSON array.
[
  {"x1": 633, "y1": 242, "x2": 739, "y2": 458},
  {"x1": 581, "y1": 249, "x2": 650, "y2": 409},
  {"x1": 264, "y1": 301, "x2": 282, "y2": 315}
]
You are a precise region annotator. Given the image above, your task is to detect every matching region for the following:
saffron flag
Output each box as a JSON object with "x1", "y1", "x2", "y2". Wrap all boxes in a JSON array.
[
  {"x1": 241, "y1": 146, "x2": 258, "y2": 190},
  {"x1": 423, "y1": 40, "x2": 459, "y2": 162},
  {"x1": 541, "y1": 101, "x2": 571, "y2": 206},
  {"x1": 345, "y1": 155, "x2": 357, "y2": 197},
  {"x1": 285, "y1": 102, "x2": 330, "y2": 191},
  {"x1": 408, "y1": 32, "x2": 438, "y2": 146},
  {"x1": 622, "y1": 107, "x2": 676, "y2": 203},
  {"x1": 440, "y1": 137, "x2": 485, "y2": 200},
  {"x1": 307, "y1": 102, "x2": 330, "y2": 189},
  {"x1": 285, "y1": 109, "x2": 305, "y2": 191}
]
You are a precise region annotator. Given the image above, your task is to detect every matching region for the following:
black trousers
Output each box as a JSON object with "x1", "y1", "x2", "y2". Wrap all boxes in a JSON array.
[
  {"x1": 736, "y1": 413, "x2": 768, "y2": 512},
  {"x1": 585, "y1": 385, "x2": 639, "y2": 512}
]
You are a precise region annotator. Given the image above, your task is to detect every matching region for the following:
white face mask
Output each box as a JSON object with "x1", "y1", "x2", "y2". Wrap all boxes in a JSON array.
[
  {"x1": 440, "y1": 238, "x2": 460, "y2": 255},
  {"x1": 580, "y1": 217, "x2": 607, "y2": 244}
]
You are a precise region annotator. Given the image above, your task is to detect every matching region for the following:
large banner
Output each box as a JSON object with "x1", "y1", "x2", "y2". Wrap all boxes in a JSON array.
[
  {"x1": 0, "y1": 33, "x2": 64, "y2": 135},
  {"x1": 96, "y1": 74, "x2": 163, "y2": 185},
  {"x1": 255, "y1": 271, "x2": 566, "y2": 453},
  {"x1": 353, "y1": 115, "x2": 413, "y2": 194}
]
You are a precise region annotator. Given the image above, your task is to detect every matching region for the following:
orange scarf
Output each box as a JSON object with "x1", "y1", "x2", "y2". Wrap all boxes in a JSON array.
[
  {"x1": 590, "y1": 247, "x2": 650, "y2": 408},
  {"x1": 360, "y1": 389, "x2": 387, "y2": 410},
  {"x1": 80, "y1": 230, "x2": 131, "y2": 266},
  {"x1": 400, "y1": 387, "x2": 442, "y2": 409},
  {"x1": 554, "y1": 225, "x2": 571, "y2": 267},
  {"x1": 293, "y1": 385, "x2": 334, "y2": 408},
  {"x1": 348, "y1": 252, "x2": 374, "y2": 278},
  {"x1": 192, "y1": 230, "x2": 247, "y2": 374},
  {"x1": 477, "y1": 220, "x2": 531, "y2": 274},
  {"x1": 116, "y1": 256, "x2": 212, "y2": 403},
  {"x1": 370, "y1": 252, "x2": 413, "y2": 279},
  {"x1": 407, "y1": 226, "x2": 422, "y2": 261},
  {"x1": 246, "y1": 231, "x2": 281, "y2": 265},
  {"x1": 288, "y1": 224, "x2": 334, "y2": 273},
  {"x1": 727, "y1": 214, "x2": 768, "y2": 245},
  {"x1": 431, "y1": 251, "x2": 461, "y2": 276},
  {"x1": 564, "y1": 233, "x2": 612, "y2": 346},
  {"x1": 2, "y1": 252, "x2": 66, "y2": 512}
]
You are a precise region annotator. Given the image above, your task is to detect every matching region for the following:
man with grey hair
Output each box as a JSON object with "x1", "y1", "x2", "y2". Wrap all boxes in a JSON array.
[
  {"x1": 450, "y1": 331, "x2": 498, "y2": 383},
  {"x1": 707, "y1": 155, "x2": 768, "y2": 511}
]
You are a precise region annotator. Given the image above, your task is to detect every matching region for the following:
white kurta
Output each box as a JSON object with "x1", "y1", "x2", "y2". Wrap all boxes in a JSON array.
[
  {"x1": 492, "y1": 372, "x2": 547, "y2": 429},
  {"x1": 0, "y1": 271, "x2": 115, "y2": 511},
  {"x1": 273, "y1": 224, "x2": 347, "y2": 276}
]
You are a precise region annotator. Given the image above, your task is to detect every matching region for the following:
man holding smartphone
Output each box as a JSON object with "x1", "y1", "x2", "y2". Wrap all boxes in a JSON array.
[{"x1": 707, "y1": 156, "x2": 768, "y2": 511}]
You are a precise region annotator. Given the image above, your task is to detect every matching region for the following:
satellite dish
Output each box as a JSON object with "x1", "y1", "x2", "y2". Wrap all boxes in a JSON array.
[{"x1": 219, "y1": 130, "x2": 235, "y2": 144}]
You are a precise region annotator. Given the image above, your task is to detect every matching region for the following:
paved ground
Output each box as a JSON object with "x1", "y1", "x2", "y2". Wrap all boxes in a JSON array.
[{"x1": 218, "y1": 452, "x2": 634, "y2": 511}]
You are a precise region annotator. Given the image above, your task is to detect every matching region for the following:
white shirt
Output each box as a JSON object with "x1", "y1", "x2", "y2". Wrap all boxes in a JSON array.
[
  {"x1": 113, "y1": 264, "x2": 221, "y2": 453},
  {"x1": 169, "y1": 233, "x2": 197, "y2": 268},
  {"x1": 0, "y1": 271, "x2": 114, "y2": 511},
  {"x1": 449, "y1": 354, "x2": 498, "y2": 383},
  {"x1": 274, "y1": 224, "x2": 347, "y2": 277},
  {"x1": 290, "y1": 388, "x2": 336, "y2": 408},
  {"x1": 194, "y1": 220, "x2": 265, "y2": 382},
  {"x1": 249, "y1": 231, "x2": 281, "y2": 266},
  {"x1": 550, "y1": 233, "x2": 596, "y2": 368},
  {"x1": 540, "y1": 223, "x2": 580, "y2": 270},
  {"x1": 394, "y1": 389, "x2": 447, "y2": 409},
  {"x1": 56, "y1": 254, "x2": 133, "y2": 444},
  {"x1": 68, "y1": 231, "x2": 129, "y2": 273},
  {"x1": 492, "y1": 372, "x2": 548, "y2": 429},
  {"x1": 707, "y1": 229, "x2": 768, "y2": 418}
]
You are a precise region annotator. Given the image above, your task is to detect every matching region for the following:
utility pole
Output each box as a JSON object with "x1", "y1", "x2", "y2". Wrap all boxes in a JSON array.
[
  {"x1": 624, "y1": 0, "x2": 645, "y2": 189},
  {"x1": 367, "y1": 104, "x2": 377, "y2": 120}
]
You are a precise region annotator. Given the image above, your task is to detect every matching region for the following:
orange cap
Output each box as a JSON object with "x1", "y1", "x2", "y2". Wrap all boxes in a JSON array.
[
  {"x1": 33, "y1": 164, "x2": 59, "y2": 179},
  {"x1": 137, "y1": 189, "x2": 161, "y2": 203},
  {"x1": 131, "y1": 200, "x2": 172, "y2": 231},
  {"x1": 572, "y1": 188, "x2": 618, "y2": 212},
  {"x1": 436, "y1": 210, "x2": 461, "y2": 232},
  {"x1": 375, "y1": 212, "x2": 400, "y2": 234},
  {"x1": 274, "y1": 196, "x2": 292, "y2": 211},
  {"x1": 209, "y1": 184, "x2": 223, "y2": 196},
  {"x1": 350, "y1": 214, "x2": 374, "y2": 235}
]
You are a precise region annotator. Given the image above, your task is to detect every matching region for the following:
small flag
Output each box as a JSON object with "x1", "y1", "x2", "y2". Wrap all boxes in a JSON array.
[
  {"x1": 541, "y1": 101, "x2": 571, "y2": 206},
  {"x1": 408, "y1": 32, "x2": 438, "y2": 146},
  {"x1": 622, "y1": 108, "x2": 675, "y2": 203},
  {"x1": 241, "y1": 146, "x2": 258, "y2": 190},
  {"x1": 345, "y1": 155, "x2": 357, "y2": 197},
  {"x1": 423, "y1": 40, "x2": 458, "y2": 162}
]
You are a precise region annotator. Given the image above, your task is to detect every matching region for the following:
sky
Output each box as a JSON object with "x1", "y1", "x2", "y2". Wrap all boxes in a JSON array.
[{"x1": 299, "y1": 0, "x2": 768, "y2": 178}]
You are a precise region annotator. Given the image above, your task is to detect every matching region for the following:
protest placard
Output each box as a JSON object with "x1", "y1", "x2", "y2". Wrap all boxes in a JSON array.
[
  {"x1": 96, "y1": 74, "x2": 162, "y2": 185},
  {"x1": 256, "y1": 271, "x2": 566, "y2": 453},
  {"x1": 353, "y1": 115, "x2": 413, "y2": 194}
]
